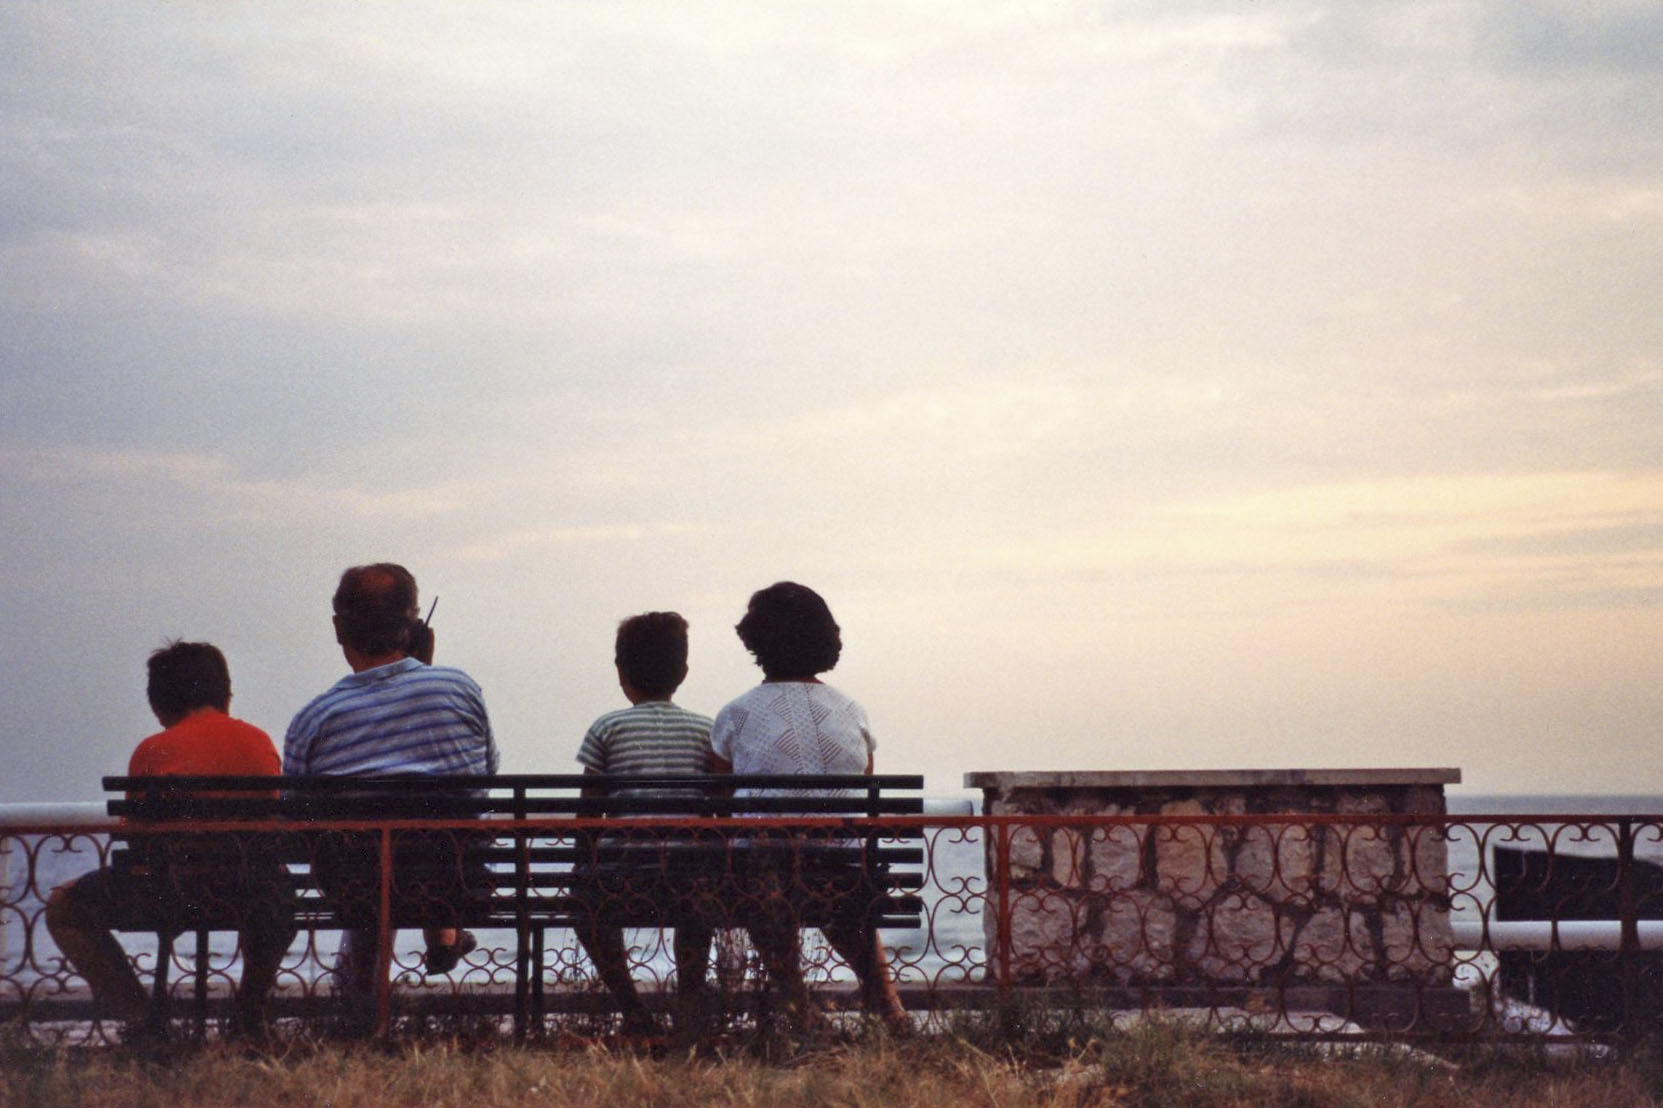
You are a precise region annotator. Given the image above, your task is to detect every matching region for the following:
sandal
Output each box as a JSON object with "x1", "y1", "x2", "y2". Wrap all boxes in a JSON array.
[{"x1": 424, "y1": 930, "x2": 478, "y2": 975}]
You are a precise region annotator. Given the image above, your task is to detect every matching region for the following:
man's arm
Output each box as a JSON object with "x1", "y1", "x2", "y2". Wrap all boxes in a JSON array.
[
  {"x1": 281, "y1": 713, "x2": 312, "y2": 776},
  {"x1": 463, "y1": 680, "x2": 499, "y2": 775}
]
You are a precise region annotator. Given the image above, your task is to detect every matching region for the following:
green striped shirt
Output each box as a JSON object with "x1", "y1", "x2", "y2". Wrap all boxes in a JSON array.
[{"x1": 576, "y1": 700, "x2": 714, "y2": 795}]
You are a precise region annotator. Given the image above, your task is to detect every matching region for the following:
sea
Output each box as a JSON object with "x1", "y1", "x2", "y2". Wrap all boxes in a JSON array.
[
  {"x1": 5, "y1": 794, "x2": 1662, "y2": 995},
  {"x1": 0, "y1": 799, "x2": 986, "y2": 991}
]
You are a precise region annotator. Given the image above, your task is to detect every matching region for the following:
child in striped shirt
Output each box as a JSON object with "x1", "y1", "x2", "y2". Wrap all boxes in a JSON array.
[{"x1": 574, "y1": 612, "x2": 716, "y2": 1037}]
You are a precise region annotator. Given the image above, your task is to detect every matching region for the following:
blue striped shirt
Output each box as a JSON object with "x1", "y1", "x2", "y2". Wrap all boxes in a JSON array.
[{"x1": 283, "y1": 657, "x2": 498, "y2": 777}]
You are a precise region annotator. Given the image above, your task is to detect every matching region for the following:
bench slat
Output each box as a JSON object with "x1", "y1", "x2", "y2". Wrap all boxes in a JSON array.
[{"x1": 101, "y1": 773, "x2": 928, "y2": 948}]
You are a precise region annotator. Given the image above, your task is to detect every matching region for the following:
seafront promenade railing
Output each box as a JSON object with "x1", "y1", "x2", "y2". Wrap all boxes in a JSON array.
[{"x1": 4, "y1": 806, "x2": 1662, "y2": 1045}]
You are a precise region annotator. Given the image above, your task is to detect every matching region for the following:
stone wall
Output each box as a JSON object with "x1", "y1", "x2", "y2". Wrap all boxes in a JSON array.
[{"x1": 968, "y1": 770, "x2": 1458, "y2": 989}]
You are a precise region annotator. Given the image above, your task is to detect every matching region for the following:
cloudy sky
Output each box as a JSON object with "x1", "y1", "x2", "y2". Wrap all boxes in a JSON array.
[{"x1": 3, "y1": 1, "x2": 1660, "y2": 804}]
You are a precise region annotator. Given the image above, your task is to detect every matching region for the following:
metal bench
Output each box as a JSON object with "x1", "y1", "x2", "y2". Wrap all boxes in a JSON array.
[{"x1": 102, "y1": 773, "x2": 926, "y2": 1037}]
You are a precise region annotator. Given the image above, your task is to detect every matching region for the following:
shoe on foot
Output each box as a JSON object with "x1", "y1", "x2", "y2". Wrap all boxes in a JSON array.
[
  {"x1": 424, "y1": 930, "x2": 478, "y2": 976},
  {"x1": 621, "y1": 1008, "x2": 662, "y2": 1038},
  {"x1": 228, "y1": 1009, "x2": 274, "y2": 1049},
  {"x1": 672, "y1": 988, "x2": 717, "y2": 1045},
  {"x1": 881, "y1": 1008, "x2": 913, "y2": 1037},
  {"x1": 118, "y1": 1016, "x2": 167, "y2": 1051}
]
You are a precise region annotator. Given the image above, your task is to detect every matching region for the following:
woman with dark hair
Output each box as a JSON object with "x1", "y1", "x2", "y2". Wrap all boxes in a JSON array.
[{"x1": 710, "y1": 582, "x2": 907, "y2": 1033}]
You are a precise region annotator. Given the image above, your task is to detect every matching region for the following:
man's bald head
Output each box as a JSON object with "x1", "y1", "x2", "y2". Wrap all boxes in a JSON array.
[{"x1": 332, "y1": 563, "x2": 419, "y2": 656}]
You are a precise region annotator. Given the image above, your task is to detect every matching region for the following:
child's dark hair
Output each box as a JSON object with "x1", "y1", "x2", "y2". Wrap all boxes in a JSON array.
[
  {"x1": 734, "y1": 581, "x2": 841, "y2": 680},
  {"x1": 615, "y1": 612, "x2": 689, "y2": 699},
  {"x1": 147, "y1": 640, "x2": 232, "y2": 720}
]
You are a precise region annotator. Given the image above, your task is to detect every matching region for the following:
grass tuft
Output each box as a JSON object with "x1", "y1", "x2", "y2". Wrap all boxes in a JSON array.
[{"x1": 4, "y1": 1025, "x2": 1663, "y2": 1108}]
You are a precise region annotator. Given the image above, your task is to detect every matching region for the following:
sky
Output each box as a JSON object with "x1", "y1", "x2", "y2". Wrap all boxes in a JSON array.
[{"x1": 3, "y1": 1, "x2": 1661, "y2": 804}]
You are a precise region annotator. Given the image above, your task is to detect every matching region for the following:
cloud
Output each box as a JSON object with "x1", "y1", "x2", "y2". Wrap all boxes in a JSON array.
[
  {"x1": 1, "y1": 1, "x2": 1661, "y2": 800},
  {"x1": 0, "y1": 445, "x2": 467, "y2": 522},
  {"x1": 968, "y1": 471, "x2": 1663, "y2": 616},
  {"x1": 1526, "y1": 369, "x2": 1663, "y2": 403},
  {"x1": 451, "y1": 522, "x2": 709, "y2": 564},
  {"x1": 1454, "y1": 519, "x2": 1663, "y2": 558},
  {"x1": 1477, "y1": 0, "x2": 1663, "y2": 77}
]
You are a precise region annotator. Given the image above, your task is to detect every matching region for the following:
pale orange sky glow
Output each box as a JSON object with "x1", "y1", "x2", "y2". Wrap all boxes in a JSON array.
[{"x1": 2, "y1": 1, "x2": 1660, "y2": 802}]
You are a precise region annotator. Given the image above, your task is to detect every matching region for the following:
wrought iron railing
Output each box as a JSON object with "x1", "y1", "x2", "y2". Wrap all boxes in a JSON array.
[{"x1": 4, "y1": 810, "x2": 1661, "y2": 1045}]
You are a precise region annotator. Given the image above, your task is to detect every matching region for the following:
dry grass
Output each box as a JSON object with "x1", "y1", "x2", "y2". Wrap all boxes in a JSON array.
[{"x1": 3, "y1": 1025, "x2": 1661, "y2": 1108}]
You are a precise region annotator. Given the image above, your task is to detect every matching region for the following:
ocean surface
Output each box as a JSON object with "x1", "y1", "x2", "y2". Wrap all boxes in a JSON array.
[
  {"x1": 0, "y1": 806, "x2": 988, "y2": 990},
  {"x1": 6, "y1": 795, "x2": 1662, "y2": 993}
]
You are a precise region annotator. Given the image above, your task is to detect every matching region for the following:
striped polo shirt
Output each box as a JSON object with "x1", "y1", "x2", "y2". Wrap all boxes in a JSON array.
[
  {"x1": 576, "y1": 700, "x2": 713, "y2": 795},
  {"x1": 284, "y1": 656, "x2": 498, "y2": 777}
]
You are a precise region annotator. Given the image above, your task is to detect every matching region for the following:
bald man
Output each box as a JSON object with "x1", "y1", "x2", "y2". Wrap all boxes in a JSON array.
[{"x1": 285, "y1": 563, "x2": 498, "y2": 994}]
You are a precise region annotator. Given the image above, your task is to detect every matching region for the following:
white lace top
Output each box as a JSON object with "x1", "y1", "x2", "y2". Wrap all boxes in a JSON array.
[{"x1": 709, "y1": 682, "x2": 875, "y2": 793}]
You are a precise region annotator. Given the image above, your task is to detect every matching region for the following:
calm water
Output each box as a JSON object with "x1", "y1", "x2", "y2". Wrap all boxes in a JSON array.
[
  {"x1": 8, "y1": 796, "x2": 1662, "y2": 990},
  {"x1": 0, "y1": 816, "x2": 989, "y2": 988}
]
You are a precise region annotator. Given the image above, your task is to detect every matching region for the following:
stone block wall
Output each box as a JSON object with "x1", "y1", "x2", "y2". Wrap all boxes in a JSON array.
[{"x1": 968, "y1": 770, "x2": 1458, "y2": 989}]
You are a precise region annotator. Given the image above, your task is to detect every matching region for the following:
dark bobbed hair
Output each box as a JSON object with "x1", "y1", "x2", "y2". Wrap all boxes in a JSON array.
[
  {"x1": 147, "y1": 640, "x2": 232, "y2": 720},
  {"x1": 333, "y1": 563, "x2": 419, "y2": 655},
  {"x1": 615, "y1": 611, "x2": 689, "y2": 699},
  {"x1": 735, "y1": 581, "x2": 841, "y2": 680}
]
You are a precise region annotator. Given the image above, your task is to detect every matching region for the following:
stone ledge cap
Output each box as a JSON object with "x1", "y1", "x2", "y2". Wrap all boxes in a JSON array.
[{"x1": 963, "y1": 768, "x2": 1462, "y2": 789}]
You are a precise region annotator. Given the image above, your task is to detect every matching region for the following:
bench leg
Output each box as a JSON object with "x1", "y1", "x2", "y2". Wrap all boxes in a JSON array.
[
  {"x1": 150, "y1": 932, "x2": 175, "y2": 1036},
  {"x1": 193, "y1": 929, "x2": 210, "y2": 1041},
  {"x1": 513, "y1": 922, "x2": 528, "y2": 1042},
  {"x1": 532, "y1": 928, "x2": 546, "y2": 1032}
]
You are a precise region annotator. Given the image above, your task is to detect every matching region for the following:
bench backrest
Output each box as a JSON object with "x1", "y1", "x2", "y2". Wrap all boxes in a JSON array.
[
  {"x1": 101, "y1": 773, "x2": 928, "y2": 933},
  {"x1": 103, "y1": 773, "x2": 926, "y2": 822}
]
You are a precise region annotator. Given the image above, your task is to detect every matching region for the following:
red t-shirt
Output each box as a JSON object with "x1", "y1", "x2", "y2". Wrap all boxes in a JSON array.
[{"x1": 128, "y1": 709, "x2": 280, "y2": 778}]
